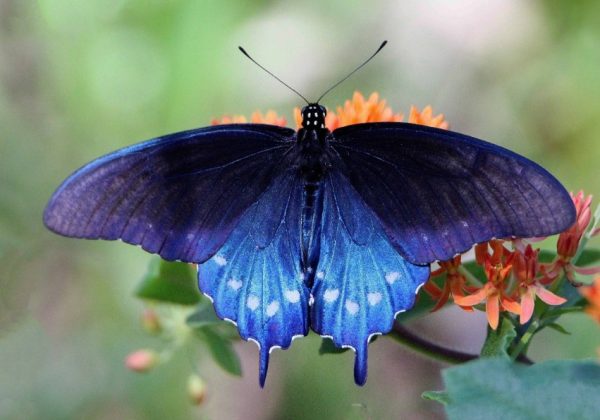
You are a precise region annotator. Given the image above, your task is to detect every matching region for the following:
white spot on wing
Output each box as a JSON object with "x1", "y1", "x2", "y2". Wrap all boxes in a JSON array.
[
  {"x1": 266, "y1": 301, "x2": 279, "y2": 317},
  {"x1": 214, "y1": 255, "x2": 227, "y2": 266},
  {"x1": 246, "y1": 295, "x2": 259, "y2": 311},
  {"x1": 323, "y1": 289, "x2": 339, "y2": 303},
  {"x1": 316, "y1": 271, "x2": 325, "y2": 279},
  {"x1": 285, "y1": 290, "x2": 300, "y2": 303},
  {"x1": 385, "y1": 271, "x2": 400, "y2": 284},
  {"x1": 367, "y1": 292, "x2": 382, "y2": 306},
  {"x1": 227, "y1": 278, "x2": 242, "y2": 291},
  {"x1": 345, "y1": 300, "x2": 359, "y2": 315}
]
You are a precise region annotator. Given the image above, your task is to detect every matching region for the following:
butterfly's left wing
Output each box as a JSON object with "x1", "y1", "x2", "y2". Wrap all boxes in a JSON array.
[
  {"x1": 329, "y1": 123, "x2": 576, "y2": 265},
  {"x1": 198, "y1": 168, "x2": 309, "y2": 387},
  {"x1": 310, "y1": 170, "x2": 429, "y2": 385}
]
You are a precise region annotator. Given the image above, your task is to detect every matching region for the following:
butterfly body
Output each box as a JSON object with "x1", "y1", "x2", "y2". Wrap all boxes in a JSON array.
[{"x1": 44, "y1": 100, "x2": 576, "y2": 387}]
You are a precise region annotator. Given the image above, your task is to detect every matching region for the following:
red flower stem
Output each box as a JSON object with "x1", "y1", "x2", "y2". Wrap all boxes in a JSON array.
[{"x1": 391, "y1": 321, "x2": 532, "y2": 365}]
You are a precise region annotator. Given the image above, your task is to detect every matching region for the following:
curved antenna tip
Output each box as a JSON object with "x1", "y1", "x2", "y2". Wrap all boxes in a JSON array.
[
  {"x1": 316, "y1": 40, "x2": 389, "y2": 103},
  {"x1": 238, "y1": 45, "x2": 310, "y2": 104}
]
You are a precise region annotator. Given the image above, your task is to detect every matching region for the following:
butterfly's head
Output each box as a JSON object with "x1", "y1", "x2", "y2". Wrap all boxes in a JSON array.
[{"x1": 301, "y1": 104, "x2": 327, "y2": 129}]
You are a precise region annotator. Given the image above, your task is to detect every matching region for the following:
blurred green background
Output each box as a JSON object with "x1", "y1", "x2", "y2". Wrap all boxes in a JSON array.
[{"x1": 1, "y1": 0, "x2": 599, "y2": 419}]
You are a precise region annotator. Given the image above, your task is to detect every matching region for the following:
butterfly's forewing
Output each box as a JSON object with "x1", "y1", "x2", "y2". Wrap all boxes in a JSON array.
[
  {"x1": 310, "y1": 169, "x2": 429, "y2": 385},
  {"x1": 330, "y1": 122, "x2": 576, "y2": 265},
  {"x1": 44, "y1": 124, "x2": 295, "y2": 263},
  {"x1": 198, "y1": 169, "x2": 310, "y2": 386}
]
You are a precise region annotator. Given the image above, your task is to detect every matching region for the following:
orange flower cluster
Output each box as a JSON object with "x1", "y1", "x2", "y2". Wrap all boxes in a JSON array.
[
  {"x1": 291, "y1": 92, "x2": 447, "y2": 130},
  {"x1": 211, "y1": 110, "x2": 287, "y2": 126},
  {"x1": 212, "y1": 91, "x2": 447, "y2": 131}
]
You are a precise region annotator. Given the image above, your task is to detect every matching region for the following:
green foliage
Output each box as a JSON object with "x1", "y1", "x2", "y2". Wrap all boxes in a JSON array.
[
  {"x1": 319, "y1": 337, "x2": 349, "y2": 355},
  {"x1": 136, "y1": 258, "x2": 201, "y2": 305},
  {"x1": 186, "y1": 303, "x2": 222, "y2": 328},
  {"x1": 427, "y1": 358, "x2": 600, "y2": 420},
  {"x1": 421, "y1": 390, "x2": 450, "y2": 405},
  {"x1": 195, "y1": 328, "x2": 242, "y2": 377}
]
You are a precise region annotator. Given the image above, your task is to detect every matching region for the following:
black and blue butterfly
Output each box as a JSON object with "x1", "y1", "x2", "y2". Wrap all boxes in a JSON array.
[{"x1": 43, "y1": 42, "x2": 576, "y2": 386}]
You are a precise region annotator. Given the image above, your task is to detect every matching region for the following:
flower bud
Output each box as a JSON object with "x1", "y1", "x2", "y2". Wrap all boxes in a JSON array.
[
  {"x1": 187, "y1": 374, "x2": 207, "y2": 405},
  {"x1": 125, "y1": 349, "x2": 159, "y2": 372},
  {"x1": 141, "y1": 308, "x2": 162, "y2": 334}
]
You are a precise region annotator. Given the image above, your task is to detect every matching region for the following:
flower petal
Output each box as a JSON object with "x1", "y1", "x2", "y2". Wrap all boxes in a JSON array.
[
  {"x1": 535, "y1": 285, "x2": 567, "y2": 306},
  {"x1": 454, "y1": 287, "x2": 488, "y2": 306},
  {"x1": 573, "y1": 265, "x2": 600, "y2": 276},
  {"x1": 520, "y1": 288, "x2": 536, "y2": 324},
  {"x1": 486, "y1": 295, "x2": 500, "y2": 330}
]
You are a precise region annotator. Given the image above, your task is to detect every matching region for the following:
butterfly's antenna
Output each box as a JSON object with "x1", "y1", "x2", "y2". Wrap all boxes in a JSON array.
[
  {"x1": 238, "y1": 46, "x2": 310, "y2": 105},
  {"x1": 316, "y1": 40, "x2": 387, "y2": 103}
]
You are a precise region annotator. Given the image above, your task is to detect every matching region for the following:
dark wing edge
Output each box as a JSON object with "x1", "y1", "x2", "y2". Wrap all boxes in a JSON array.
[
  {"x1": 44, "y1": 124, "x2": 296, "y2": 263},
  {"x1": 330, "y1": 122, "x2": 576, "y2": 264}
]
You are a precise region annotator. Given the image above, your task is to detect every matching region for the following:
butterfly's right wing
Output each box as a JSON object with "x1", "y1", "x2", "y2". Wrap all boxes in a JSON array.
[{"x1": 44, "y1": 124, "x2": 295, "y2": 263}]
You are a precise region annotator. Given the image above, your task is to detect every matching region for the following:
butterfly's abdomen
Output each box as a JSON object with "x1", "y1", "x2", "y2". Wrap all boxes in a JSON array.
[{"x1": 300, "y1": 179, "x2": 324, "y2": 287}]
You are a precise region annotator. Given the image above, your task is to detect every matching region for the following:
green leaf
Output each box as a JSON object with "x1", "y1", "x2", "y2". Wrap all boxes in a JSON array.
[
  {"x1": 186, "y1": 304, "x2": 222, "y2": 329},
  {"x1": 318, "y1": 337, "x2": 349, "y2": 355},
  {"x1": 545, "y1": 322, "x2": 571, "y2": 335},
  {"x1": 421, "y1": 391, "x2": 450, "y2": 405},
  {"x1": 197, "y1": 328, "x2": 242, "y2": 376},
  {"x1": 462, "y1": 260, "x2": 486, "y2": 284},
  {"x1": 575, "y1": 248, "x2": 600, "y2": 267},
  {"x1": 427, "y1": 358, "x2": 600, "y2": 420},
  {"x1": 136, "y1": 258, "x2": 201, "y2": 305},
  {"x1": 480, "y1": 317, "x2": 516, "y2": 358}
]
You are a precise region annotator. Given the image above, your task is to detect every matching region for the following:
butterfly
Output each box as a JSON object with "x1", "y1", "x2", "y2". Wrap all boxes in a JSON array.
[{"x1": 43, "y1": 42, "x2": 576, "y2": 386}]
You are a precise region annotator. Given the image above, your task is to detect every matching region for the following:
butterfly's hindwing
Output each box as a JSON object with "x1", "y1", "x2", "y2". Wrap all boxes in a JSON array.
[
  {"x1": 198, "y1": 170, "x2": 309, "y2": 386},
  {"x1": 310, "y1": 170, "x2": 429, "y2": 385},
  {"x1": 330, "y1": 122, "x2": 576, "y2": 264},
  {"x1": 43, "y1": 124, "x2": 295, "y2": 263}
]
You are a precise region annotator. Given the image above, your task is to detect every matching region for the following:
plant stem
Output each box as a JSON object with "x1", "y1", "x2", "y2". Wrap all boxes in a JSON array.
[
  {"x1": 509, "y1": 320, "x2": 539, "y2": 361},
  {"x1": 390, "y1": 322, "x2": 476, "y2": 364},
  {"x1": 391, "y1": 322, "x2": 534, "y2": 365}
]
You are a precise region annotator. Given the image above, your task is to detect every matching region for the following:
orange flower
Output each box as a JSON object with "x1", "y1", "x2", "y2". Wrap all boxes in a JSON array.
[
  {"x1": 513, "y1": 245, "x2": 566, "y2": 324},
  {"x1": 580, "y1": 277, "x2": 600, "y2": 324},
  {"x1": 542, "y1": 191, "x2": 600, "y2": 284},
  {"x1": 408, "y1": 105, "x2": 449, "y2": 129},
  {"x1": 424, "y1": 255, "x2": 476, "y2": 312},
  {"x1": 454, "y1": 243, "x2": 520, "y2": 329},
  {"x1": 212, "y1": 110, "x2": 287, "y2": 126}
]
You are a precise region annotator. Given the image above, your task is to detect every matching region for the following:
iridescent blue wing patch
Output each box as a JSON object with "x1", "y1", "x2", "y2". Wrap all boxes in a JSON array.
[
  {"x1": 310, "y1": 170, "x2": 429, "y2": 385},
  {"x1": 330, "y1": 122, "x2": 576, "y2": 264},
  {"x1": 198, "y1": 170, "x2": 309, "y2": 386},
  {"x1": 44, "y1": 124, "x2": 295, "y2": 263}
]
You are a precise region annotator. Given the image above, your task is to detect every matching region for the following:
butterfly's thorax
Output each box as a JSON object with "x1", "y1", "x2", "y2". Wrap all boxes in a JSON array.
[{"x1": 296, "y1": 127, "x2": 332, "y2": 183}]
